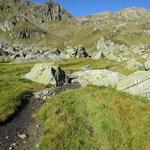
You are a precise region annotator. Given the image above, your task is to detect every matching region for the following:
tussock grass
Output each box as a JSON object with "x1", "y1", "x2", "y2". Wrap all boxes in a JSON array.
[{"x1": 36, "y1": 85, "x2": 150, "y2": 150}]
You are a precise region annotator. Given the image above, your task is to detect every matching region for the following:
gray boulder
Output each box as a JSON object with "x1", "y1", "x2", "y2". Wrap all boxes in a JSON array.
[
  {"x1": 50, "y1": 48, "x2": 61, "y2": 55},
  {"x1": 75, "y1": 45, "x2": 89, "y2": 58},
  {"x1": 71, "y1": 69, "x2": 125, "y2": 87},
  {"x1": 64, "y1": 45, "x2": 89, "y2": 59},
  {"x1": 94, "y1": 37, "x2": 130, "y2": 62},
  {"x1": 126, "y1": 59, "x2": 145, "y2": 70},
  {"x1": 116, "y1": 71, "x2": 150, "y2": 98},
  {"x1": 24, "y1": 63, "x2": 66, "y2": 85}
]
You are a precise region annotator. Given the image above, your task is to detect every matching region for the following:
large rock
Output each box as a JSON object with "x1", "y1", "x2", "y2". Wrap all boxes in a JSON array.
[
  {"x1": 126, "y1": 59, "x2": 145, "y2": 70},
  {"x1": 116, "y1": 71, "x2": 150, "y2": 98},
  {"x1": 24, "y1": 63, "x2": 66, "y2": 85},
  {"x1": 64, "y1": 45, "x2": 89, "y2": 59},
  {"x1": 94, "y1": 37, "x2": 150, "y2": 63},
  {"x1": 94, "y1": 37, "x2": 130, "y2": 62},
  {"x1": 144, "y1": 60, "x2": 150, "y2": 71},
  {"x1": 71, "y1": 69, "x2": 125, "y2": 87}
]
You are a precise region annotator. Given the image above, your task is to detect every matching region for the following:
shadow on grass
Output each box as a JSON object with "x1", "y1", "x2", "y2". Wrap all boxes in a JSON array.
[{"x1": 0, "y1": 91, "x2": 33, "y2": 125}]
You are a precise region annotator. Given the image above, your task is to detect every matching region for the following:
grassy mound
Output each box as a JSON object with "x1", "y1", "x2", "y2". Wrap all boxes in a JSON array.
[
  {"x1": 36, "y1": 85, "x2": 150, "y2": 150},
  {"x1": 0, "y1": 63, "x2": 46, "y2": 123}
]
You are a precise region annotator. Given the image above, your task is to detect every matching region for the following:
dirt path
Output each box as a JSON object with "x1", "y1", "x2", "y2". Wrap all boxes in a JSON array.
[{"x1": 0, "y1": 83, "x2": 80, "y2": 150}]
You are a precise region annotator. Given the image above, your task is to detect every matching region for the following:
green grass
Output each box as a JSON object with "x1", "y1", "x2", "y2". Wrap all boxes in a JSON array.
[
  {"x1": 0, "y1": 58, "x2": 133, "y2": 123},
  {"x1": 36, "y1": 85, "x2": 150, "y2": 150},
  {"x1": 0, "y1": 63, "x2": 46, "y2": 123},
  {"x1": 58, "y1": 58, "x2": 134, "y2": 75}
]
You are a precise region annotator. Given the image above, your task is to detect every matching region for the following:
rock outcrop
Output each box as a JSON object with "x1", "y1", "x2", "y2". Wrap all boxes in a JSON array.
[
  {"x1": 64, "y1": 45, "x2": 89, "y2": 59},
  {"x1": 24, "y1": 63, "x2": 66, "y2": 85},
  {"x1": 94, "y1": 37, "x2": 130, "y2": 62},
  {"x1": 94, "y1": 37, "x2": 150, "y2": 63}
]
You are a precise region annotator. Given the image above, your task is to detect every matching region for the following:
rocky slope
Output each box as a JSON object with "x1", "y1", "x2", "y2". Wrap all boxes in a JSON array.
[
  {"x1": 0, "y1": 0, "x2": 74, "y2": 47},
  {"x1": 78, "y1": 7, "x2": 150, "y2": 25},
  {"x1": 1, "y1": 1, "x2": 150, "y2": 61}
]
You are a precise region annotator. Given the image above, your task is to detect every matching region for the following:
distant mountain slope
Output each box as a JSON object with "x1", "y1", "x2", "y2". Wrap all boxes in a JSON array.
[
  {"x1": 0, "y1": 0, "x2": 77, "y2": 48},
  {"x1": 0, "y1": 0, "x2": 72, "y2": 22},
  {"x1": 1, "y1": 2, "x2": 150, "y2": 50},
  {"x1": 68, "y1": 8, "x2": 150, "y2": 49},
  {"x1": 78, "y1": 7, "x2": 150, "y2": 25}
]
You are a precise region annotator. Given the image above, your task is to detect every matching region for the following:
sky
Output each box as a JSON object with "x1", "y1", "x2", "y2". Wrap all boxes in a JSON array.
[{"x1": 32, "y1": 0, "x2": 150, "y2": 16}]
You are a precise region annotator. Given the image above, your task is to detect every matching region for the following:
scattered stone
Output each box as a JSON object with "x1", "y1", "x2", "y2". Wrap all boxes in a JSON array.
[
  {"x1": 36, "y1": 125, "x2": 40, "y2": 128},
  {"x1": 5, "y1": 136, "x2": 9, "y2": 139},
  {"x1": 18, "y1": 133, "x2": 27, "y2": 140},
  {"x1": 42, "y1": 96, "x2": 47, "y2": 100},
  {"x1": 9, "y1": 146, "x2": 13, "y2": 150},
  {"x1": 0, "y1": 42, "x2": 90, "y2": 63},
  {"x1": 12, "y1": 143, "x2": 17, "y2": 146}
]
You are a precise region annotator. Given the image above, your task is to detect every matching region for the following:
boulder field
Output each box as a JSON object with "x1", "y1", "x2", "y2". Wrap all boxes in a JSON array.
[{"x1": 0, "y1": 42, "x2": 89, "y2": 63}]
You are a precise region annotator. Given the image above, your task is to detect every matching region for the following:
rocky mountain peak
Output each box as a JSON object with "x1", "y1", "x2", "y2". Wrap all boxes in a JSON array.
[{"x1": 115, "y1": 7, "x2": 150, "y2": 20}]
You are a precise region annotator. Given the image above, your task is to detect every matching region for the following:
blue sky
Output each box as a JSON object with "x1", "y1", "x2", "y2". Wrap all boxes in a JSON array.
[{"x1": 32, "y1": 0, "x2": 150, "y2": 16}]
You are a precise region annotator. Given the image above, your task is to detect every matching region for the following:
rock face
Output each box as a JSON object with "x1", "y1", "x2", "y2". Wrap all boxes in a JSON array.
[
  {"x1": 71, "y1": 69, "x2": 125, "y2": 87},
  {"x1": 16, "y1": 28, "x2": 47, "y2": 39},
  {"x1": 94, "y1": 37, "x2": 150, "y2": 62},
  {"x1": 24, "y1": 63, "x2": 66, "y2": 85},
  {"x1": 116, "y1": 71, "x2": 150, "y2": 98},
  {"x1": 0, "y1": 0, "x2": 73, "y2": 41},
  {"x1": 0, "y1": 0, "x2": 72, "y2": 23},
  {"x1": 126, "y1": 59, "x2": 145, "y2": 70},
  {"x1": 94, "y1": 37, "x2": 130, "y2": 62}
]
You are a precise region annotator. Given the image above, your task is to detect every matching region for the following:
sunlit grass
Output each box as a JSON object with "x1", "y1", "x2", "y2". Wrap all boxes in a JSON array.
[
  {"x1": 36, "y1": 85, "x2": 150, "y2": 150},
  {"x1": 0, "y1": 63, "x2": 46, "y2": 123},
  {"x1": 58, "y1": 58, "x2": 134, "y2": 75}
]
